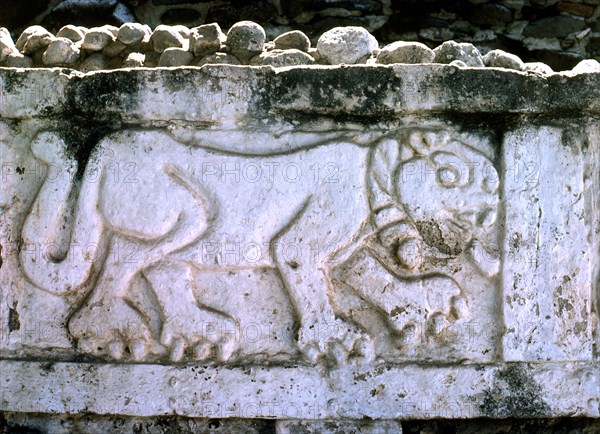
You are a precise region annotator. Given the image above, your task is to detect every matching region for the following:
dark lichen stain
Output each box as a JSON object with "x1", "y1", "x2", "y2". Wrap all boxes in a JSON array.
[
  {"x1": 8, "y1": 304, "x2": 20, "y2": 332},
  {"x1": 262, "y1": 67, "x2": 400, "y2": 121},
  {"x1": 0, "y1": 69, "x2": 28, "y2": 94},
  {"x1": 52, "y1": 70, "x2": 141, "y2": 180},
  {"x1": 479, "y1": 364, "x2": 551, "y2": 418},
  {"x1": 415, "y1": 220, "x2": 462, "y2": 256}
]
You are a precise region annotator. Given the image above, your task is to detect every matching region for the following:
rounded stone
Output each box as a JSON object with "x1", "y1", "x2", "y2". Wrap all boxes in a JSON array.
[
  {"x1": 80, "y1": 53, "x2": 110, "y2": 72},
  {"x1": 190, "y1": 23, "x2": 226, "y2": 57},
  {"x1": 82, "y1": 27, "x2": 116, "y2": 51},
  {"x1": 0, "y1": 27, "x2": 18, "y2": 62},
  {"x1": 252, "y1": 49, "x2": 315, "y2": 67},
  {"x1": 173, "y1": 25, "x2": 191, "y2": 39},
  {"x1": 571, "y1": 59, "x2": 600, "y2": 74},
  {"x1": 376, "y1": 41, "x2": 435, "y2": 64},
  {"x1": 191, "y1": 52, "x2": 241, "y2": 66},
  {"x1": 117, "y1": 23, "x2": 151, "y2": 45},
  {"x1": 56, "y1": 25, "x2": 86, "y2": 43},
  {"x1": 42, "y1": 37, "x2": 81, "y2": 66},
  {"x1": 18, "y1": 26, "x2": 55, "y2": 55},
  {"x1": 226, "y1": 21, "x2": 266, "y2": 63},
  {"x1": 122, "y1": 52, "x2": 145, "y2": 68},
  {"x1": 16, "y1": 26, "x2": 50, "y2": 52},
  {"x1": 317, "y1": 26, "x2": 378, "y2": 65},
  {"x1": 433, "y1": 40, "x2": 484, "y2": 67},
  {"x1": 522, "y1": 62, "x2": 554, "y2": 75},
  {"x1": 158, "y1": 47, "x2": 194, "y2": 67},
  {"x1": 4, "y1": 53, "x2": 34, "y2": 68},
  {"x1": 483, "y1": 49, "x2": 524, "y2": 70},
  {"x1": 273, "y1": 30, "x2": 311, "y2": 52},
  {"x1": 102, "y1": 41, "x2": 127, "y2": 58},
  {"x1": 151, "y1": 25, "x2": 187, "y2": 53}
]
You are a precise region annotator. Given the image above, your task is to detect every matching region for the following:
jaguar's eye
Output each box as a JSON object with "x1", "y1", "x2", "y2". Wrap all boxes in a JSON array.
[{"x1": 436, "y1": 165, "x2": 460, "y2": 187}]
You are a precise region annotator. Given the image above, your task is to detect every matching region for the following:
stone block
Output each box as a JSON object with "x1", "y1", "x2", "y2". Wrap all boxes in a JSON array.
[{"x1": 0, "y1": 63, "x2": 598, "y2": 424}]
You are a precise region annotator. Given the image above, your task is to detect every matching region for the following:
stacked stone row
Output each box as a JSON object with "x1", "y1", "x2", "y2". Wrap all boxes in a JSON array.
[{"x1": 1, "y1": 22, "x2": 599, "y2": 74}]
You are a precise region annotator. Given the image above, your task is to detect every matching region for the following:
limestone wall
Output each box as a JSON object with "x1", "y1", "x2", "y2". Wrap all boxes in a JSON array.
[{"x1": 0, "y1": 23, "x2": 599, "y2": 434}]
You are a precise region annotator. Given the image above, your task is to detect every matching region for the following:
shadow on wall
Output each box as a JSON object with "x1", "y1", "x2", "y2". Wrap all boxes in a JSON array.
[{"x1": 1, "y1": 0, "x2": 599, "y2": 71}]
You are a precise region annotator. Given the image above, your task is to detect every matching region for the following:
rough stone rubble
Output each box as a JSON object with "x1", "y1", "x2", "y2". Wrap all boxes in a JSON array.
[{"x1": 1, "y1": 22, "x2": 599, "y2": 74}]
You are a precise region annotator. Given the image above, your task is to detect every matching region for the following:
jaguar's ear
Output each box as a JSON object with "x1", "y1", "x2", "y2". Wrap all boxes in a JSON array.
[{"x1": 407, "y1": 130, "x2": 450, "y2": 157}]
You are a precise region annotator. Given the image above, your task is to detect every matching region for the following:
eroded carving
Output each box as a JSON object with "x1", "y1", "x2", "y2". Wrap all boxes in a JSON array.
[{"x1": 17, "y1": 126, "x2": 501, "y2": 365}]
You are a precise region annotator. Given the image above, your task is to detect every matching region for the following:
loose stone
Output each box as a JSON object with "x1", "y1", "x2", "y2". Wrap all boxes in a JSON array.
[
  {"x1": 4, "y1": 52, "x2": 34, "y2": 67},
  {"x1": 192, "y1": 52, "x2": 241, "y2": 66},
  {"x1": 82, "y1": 27, "x2": 116, "y2": 51},
  {"x1": 122, "y1": 52, "x2": 145, "y2": 68},
  {"x1": 18, "y1": 26, "x2": 55, "y2": 55},
  {"x1": 483, "y1": 49, "x2": 524, "y2": 70},
  {"x1": 189, "y1": 23, "x2": 225, "y2": 57},
  {"x1": 433, "y1": 40, "x2": 485, "y2": 67},
  {"x1": 80, "y1": 52, "x2": 109, "y2": 72},
  {"x1": 522, "y1": 62, "x2": 554, "y2": 75},
  {"x1": 571, "y1": 59, "x2": 600, "y2": 73},
  {"x1": 0, "y1": 27, "x2": 18, "y2": 62},
  {"x1": 226, "y1": 21, "x2": 266, "y2": 64},
  {"x1": 117, "y1": 23, "x2": 151, "y2": 45},
  {"x1": 56, "y1": 25, "x2": 85, "y2": 43},
  {"x1": 251, "y1": 49, "x2": 315, "y2": 67},
  {"x1": 376, "y1": 41, "x2": 435, "y2": 64},
  {"x1": 317, "y1": 26, "x2": 378, "y2": 65},
  {"x1": 158, "y1": 47, "x2": 193, "y2": 67},
  {"x1": 151, "y1": 24, "x2": 187, "y2": 53},
  {"x1": 273, "y1": 30, "x2": 311, "y2": 52},
  {"x1": 42, "y1": 37, "x2": 80, "y2": 66},
  {"x1": 102, "y1": 41, "x2": 127, "y2": 58}
]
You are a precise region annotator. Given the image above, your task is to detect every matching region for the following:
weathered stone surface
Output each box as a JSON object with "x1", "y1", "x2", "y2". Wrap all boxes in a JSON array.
[
  {"x1": 117, "y1": 22, "x2": 151, "y2": 45},
  {"x1": 251, "y1": 49, "x2": 315, "y2": 67},
  {"x1": 158, "y1": 47, "x2": 193, "y2": 66},
  {"x1": 317, "y1": 26, "x2": 378, "y2": 64},
  {"x1": 0, "y1": 27, "x2": 18, "y2": 62},
  {"x1": 17, "y1": 25, "x2": 55, "y2": 54},
  {"x1": 376, "y1": 41, "x2": 435, "y2": 64},
  {"x1": 226, "y1": 20, "x2": 266, "y2": 63},
  {"x1": 3, "y1": 52, "x2": 34, "y2": 68},
  {"x1": 122, "y1": 51, "x2": 145, "y2": 68},
  {"x1": 433, "y1": 40, "x2": 485, "y2": 67},
  {"x1": 79, "y1": 52, "x2": 109, "y2": 71},
  {"x1": 151, "y1": 24, "x2": 187, "y2": 53},
  {"x1": 570, "y1": 58, "x2": 600, "y2": 73},
  {"x1": 522, "y1": 61, "x2": 554, "y2": 75},
  {"x1": 273, "y1": 30, "x2": 311, "y2": 52},
  {"x1": 42, "y1": 37, "x2": 80, "y2": 66},
  {"x1": 483, "y1": 49, "x2": 524, "y2": 70},
  {"x1": 82, "y1": 26, "x2": 116, "y2": 51},
  {"x1": 189, "y1": 23, "x2": 226, "y2": 57},
  {"x1": 192, "y1": 51, "x2": 241, "y2": 66},
  {"x1": 0, "y1": 64, "x2": 598, "y2": 424},
  {"x1": 56, "y1": 24, "x2": 86, "y2": 42},
  {"x1": 102, "y1": 40, "x2": 126, "y2": 58}
]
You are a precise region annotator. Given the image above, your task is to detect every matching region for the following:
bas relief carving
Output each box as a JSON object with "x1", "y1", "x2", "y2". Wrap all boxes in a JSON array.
[{"x1": 13, "y1": 125, "x2": 501, "y2": 365}]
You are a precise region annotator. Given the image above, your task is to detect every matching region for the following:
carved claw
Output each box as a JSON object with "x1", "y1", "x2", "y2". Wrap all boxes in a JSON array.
[
  {"x1": 297, "y1": 319, "x2": 373, "y2": 365},
  {"x1": 68, "y1": 298, "x2": 152, "y2": 361},
  {"x1": 159, "y1": 313, "x2": 239, "y2": 363}
]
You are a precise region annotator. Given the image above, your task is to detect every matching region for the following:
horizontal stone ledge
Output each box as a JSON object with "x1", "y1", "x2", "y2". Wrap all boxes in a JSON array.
[
  {"x1": 1, "y1": 361, "x2": 598, "y2": 419},
  {"x1": 1, "y1": 65, "x2": 599, "y2": 123}
]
